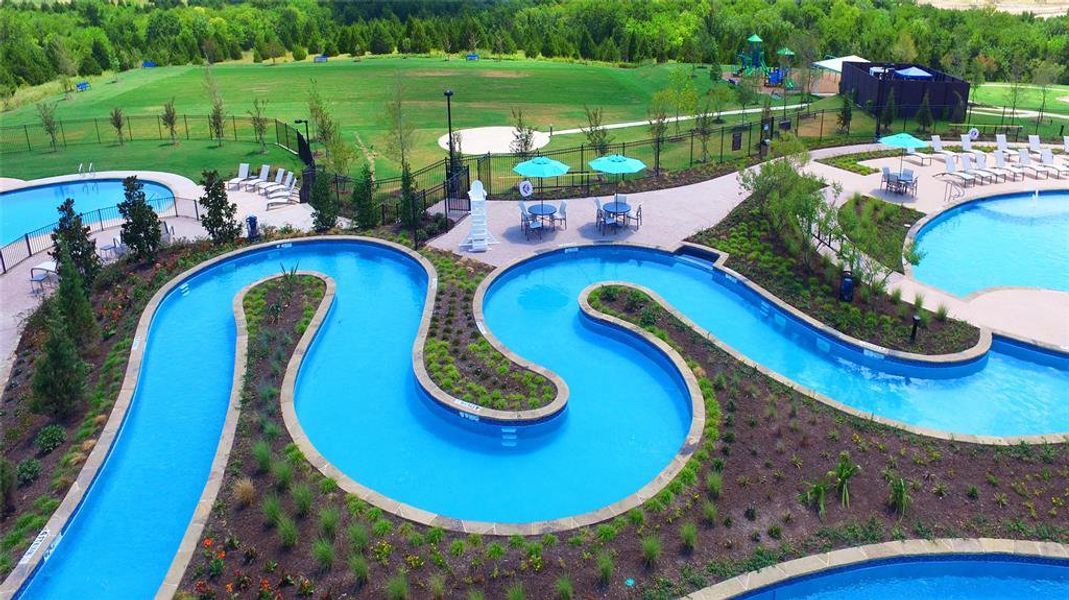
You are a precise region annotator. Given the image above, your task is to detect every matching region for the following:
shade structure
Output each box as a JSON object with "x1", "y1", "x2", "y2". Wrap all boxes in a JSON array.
[
  {"x1": 879, "y1": 132, "x2": 928, "y2": 170},
  {"x1": 512, "y1": 156, "x2": 570, "y2": 179},
  {"x1": 588, "y1": 154, "x2": 647, "y2": 175}
]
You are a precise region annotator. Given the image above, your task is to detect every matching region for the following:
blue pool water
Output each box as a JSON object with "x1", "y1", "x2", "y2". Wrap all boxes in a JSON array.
[
  {"x1": 0, "y1": 178, "x2": 175, "y2": 244},
  {"x1": 740, "y1": 555, "x2": 1069, "y2": 599},
  {"x1": 16, "y1": 241, "x2": 1069, "y2": 598},
  {"x1": 912, "y1": 190, "x2": 1069, "y2": 296}
]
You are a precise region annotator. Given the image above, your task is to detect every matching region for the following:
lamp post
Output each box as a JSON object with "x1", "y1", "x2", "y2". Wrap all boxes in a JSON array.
[{"x1": 444, "y1": 89, "x2": 455, "y2": 176}]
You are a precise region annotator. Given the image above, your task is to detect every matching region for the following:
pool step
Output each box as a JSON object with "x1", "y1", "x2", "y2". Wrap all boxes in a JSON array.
[{"x1": 501, "y1": 427, "x2": 518, "y2": 447}]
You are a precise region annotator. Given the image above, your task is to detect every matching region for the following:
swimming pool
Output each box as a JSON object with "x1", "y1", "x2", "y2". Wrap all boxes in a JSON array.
[
  {"x1": 13, "y1": 240, "x2": 1069, "y2": 598},
  {"x1": 0, "y1": 178, "x2": 175, "y2": 244},
  {"x1": 912, "y1": 190, "x2": 1069, "y2": 296},
  {"x1": 739, "y1": 554, "x2": 1069, "y2": 599}
]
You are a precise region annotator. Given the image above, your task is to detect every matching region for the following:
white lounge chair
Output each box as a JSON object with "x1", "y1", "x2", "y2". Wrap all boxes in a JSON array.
[
  {"x1": 262, "y1": 172, "x2": 294, "y2": 196},
  {"x1": 1039, "y1": 150, "x2": 1069, "y2": 178},
  {"x1": 243, "y1": 164, "x2": 270, "y2": 191},
  {"x1": 992, "y1": 151, "x2": 1025, "y2": 181},
  {"x1": 227, "y1": 163, "x2": 250, "y2": 189},
  {"x1": 995, "y1": 133, "x2": 1013, "y2": 158},
  {"x1": 1063, "y1": 136, "x2": 1069, "y2": 164},
  {"x1": 976, "y1": 152, "x2": 1012, "y2": 182},
  {"x1": 960, "y1": 153, "x2": 997, "y2": 184},
  {"x1": 265, "y1": 175, "x2": 297, "y2": 199},
  {"x1": 1017, "y1": 149, "x2": 1052, "y2": 179},
  {"x1": 942, "y1": 155, "x2": 975, "y2": 187},
  {"x1": 959, "y1": 134, "x2": 974, "y2": 153},
  {"x1": 255, "y1": 168, "x2": 286, "y2": 194},
  {"x1": 931, "y1": 135, "x2": 956, "y2": 158},
  {"x1": 1028, "y1": 134, "x2": 1043, "y2": 156},
  {"x1": 908, "y1": 147, "x2": 931, "y2": 166}
]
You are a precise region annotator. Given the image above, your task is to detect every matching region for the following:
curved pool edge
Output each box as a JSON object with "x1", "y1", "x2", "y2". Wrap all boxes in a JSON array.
[
  {"x1": 902, "y1": 187, "x2": 1069, "y2": 299},
  {"x1": 683, "y1": 537, "x2": 1069, "y2": 599},
  {"x1": 0, "y1": 170, "x2": 199, "y2": 199},
  {"x1": 155, "y1": 270, "x2": 336, "y2": 600}
]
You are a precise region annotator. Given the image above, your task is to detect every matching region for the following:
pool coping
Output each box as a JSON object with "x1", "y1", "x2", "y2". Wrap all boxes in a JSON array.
[
  {"x1": 682, "y1": 537, "x2": 1069, "y2": 599},
  {"x1": 155, "y1": 270, "x2": 336, "y2": 600},
  {"x1": 276, "y1": 237, "x2": 707, "y2": 535}
]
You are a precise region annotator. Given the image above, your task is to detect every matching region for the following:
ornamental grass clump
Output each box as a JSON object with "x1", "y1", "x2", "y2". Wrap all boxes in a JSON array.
[
  {"x1": 278, "y1": 515, "x2": 299, "y2": 548},
  {"x1": 319, "y1": 505, "x2": 340, "y2": 539},
  {"x1": 641, "y1": 535, "x2": 662, "y2": 567},
  {"x1": 349, "y1": 553, "x2": 369, "y2": 585},
  {"x1": 291, "y1": 483, "x2": 312, "y2": 517},
  {"x1": 313, "y1": 537, "x2": 334, "y2": 570}
]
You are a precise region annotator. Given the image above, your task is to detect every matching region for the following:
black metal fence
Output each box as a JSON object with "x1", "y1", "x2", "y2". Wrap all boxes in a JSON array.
[
  {"x1": 0, "y1": 116, "x2": 304, "y2": 155},
  {"x1": 0, "y1": 196, "x2": 201, "y2": 274}
]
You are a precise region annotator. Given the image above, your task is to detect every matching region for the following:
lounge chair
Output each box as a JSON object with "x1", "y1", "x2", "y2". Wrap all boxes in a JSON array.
[
  {"x1": 1017, "y1": 149, "x2": 1052, "y2": 179},
  {"x1": 1039, "y1": 150, "x2": 1069, "y2": 178},
  {"x1": 992, "y1": 151, "x2": 1025, "y2": 181},
  {"x1": 960, "y1": 153, "x2": 997, "y2": 184},
  {"x1": 977, "y1": 152, "x2": 1014, "y2": 182},
  {"x1": 1028, "y1": 135, "x2": 1043, "y2": 157},
  {"x1": 931, "y1": 135, "x2": 956, "y2": 158},
  {"x1": 255, "y1": 168, "x2": 286, "y2": 194},
  {"x1": 553, "y1": 200, "x2": 568, "y2": 230},
  {"x1": 227, "y1": 163, "x2": 250, "y2": 189},
  {"x1": 995, "y1": 134, "x2": 1011, "y2": 157},
  {"x1": 959, "y1": 134, "x2": 974, "y2": 154},
  {"x1": 907, "y1": 147, "x2": 931, "y2": 166},
  {"x1": 1063, "y1": 136, "x2": 1069, "y2": 161},
  {"x1": 941, "y1": 155, "x2": 975, "y2": 187},
  {"x1": 265, "y1": 175, "x2": 297, "y2": 199},
  {"x1": 243, "y1": 164, "x2": 270, "y2": 191},
  {"x1": 262, "y1": 172, "x2": 293, "y2": 196}
]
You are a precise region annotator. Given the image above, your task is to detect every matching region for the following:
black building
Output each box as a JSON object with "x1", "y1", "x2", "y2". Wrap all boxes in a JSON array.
[{"x1": 840, "y1": 62, "x2": 970, "y2": 119}]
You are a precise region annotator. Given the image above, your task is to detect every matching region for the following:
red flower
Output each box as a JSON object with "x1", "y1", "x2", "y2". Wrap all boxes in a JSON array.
[
  {"x1": 217, "y1": 550, "x2": 226, "y2": 559},
  {"x1": 203, "y1": 538, "x2": 213, "y2": 548}
]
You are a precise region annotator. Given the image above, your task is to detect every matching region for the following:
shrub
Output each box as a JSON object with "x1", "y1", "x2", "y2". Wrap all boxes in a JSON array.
[
  {"x1": 486, "y1": 542, "x2": 505, "y2": 561},
  {"x1": 449, "y1": 539, "x2": 466, "y2": 557},
  {"x1": 706, "y1": 471, "x2": 722, "y2": 498},
  {"x1": 386, "y1": 573, "x2": 409, "y2": 600},
  {"x1": 426, "y1": 526, "x2": 444, "y2": 544},
  {"x1": 680, "y1": 522, "x2": 698, "y2": 552},
  {"x1": 349, "y1": 553, "x2": 369, "y2": 585},
  {"x1": 890, "y1": 287, "x2": 903, "y2": 304},
  {"x1": 319, "y1": 506, "x2": 340, "y2": 539},
  {"x1": 556, "y1": 576, "x2": 574, "y2": 600},
  {"x1": 428, "y1": 574, "x2": 447, "y2": 600},
  {"x1": 291, "y1": 483, "x2": 313, "y2": 517},
  {"x1": 506, "y1": 583, "x2": 525, "y2": 600},
  {"x1": 800, "y1": 480, "x2": 830, "y2": 517},
  {"x1": 597, "y1": 551, "x2": 614, "y2": 584},
  {"x1": 349, "y1": 522, "x2": 369, "y2": 552},
  {"x1": 313, "y1": 537, "x2": 334, "y2": 569},
  {"x1": 34, "y1": 424, "x2": 66, "y2": 455},
  {"x1": 641, "y1": 535, "x2": 662, "y2": 567},
  {"x1": 253, "y1": 440, "x2": 272, "y2": 473},
  {"x1": 278, "y1": 515, "x2": 299, "y2": 548},
  {"x1": 702, "y1": 501, "x2": 719, "y2": 525},
  {"x1": 233, "y1": 477, "x2": 256, "y2": 507},
  {"x1": 17, "y1": 459, "x2": 42, "y2": 487},
  {"x1": 935, "y1": 303, "x2": 949, "y2": 322},
  {"x1": 292, "y1": 46, "x2": 308, "y2": 62},
  {"x1": 272, "y1": 459, "x2": 293, "y2": 491},
  {"x1": 372, "y1": 518, "x2": 393, "y2": 537},
  {"x1": 913, "y1": 292, "x2": 925, "y2": 312},
  {"x1": 262, "y1": 495, "x2": 282, "y2": 527},
  {"x1": 1, "y1": 460, "x2": 15, "y2": 511},
  {"x1": 468, "y1": 592, "x2": 486, "y2": 600},
  {"x1": 31, "y1": 308, "x2": 87, "y2": 419}
]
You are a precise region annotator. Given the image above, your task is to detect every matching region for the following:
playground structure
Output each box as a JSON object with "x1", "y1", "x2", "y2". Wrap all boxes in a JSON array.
[{"x1": 734, "y1": 34, "x2": 796, "y2": 90}]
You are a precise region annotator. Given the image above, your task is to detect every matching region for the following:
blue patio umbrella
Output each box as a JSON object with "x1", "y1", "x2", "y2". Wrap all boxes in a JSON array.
[
  {"x1": 513, "y1": 156, "x2": 570, "y2": 207},
  {"x1": 878, "y1": 132, "x2": 928, "y2": 170},
  {"x1": 589, "y1": 154, "x2": 647, "y2": 192}
]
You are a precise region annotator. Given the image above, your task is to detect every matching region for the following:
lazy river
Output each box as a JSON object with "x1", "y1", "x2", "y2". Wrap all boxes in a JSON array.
[
  {"x1": 739, "y1": 555, "x2": 1069, "y2": 599},
  {"x1": 14, "y1": 240, "x2": 1069, "y2": 598},
  {"x1": 912, "y1": 190, "x2": 1069, "y2": 296}
]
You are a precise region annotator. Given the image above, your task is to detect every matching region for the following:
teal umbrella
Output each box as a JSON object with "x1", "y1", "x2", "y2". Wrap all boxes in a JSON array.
[
  {"x1": 878, "y1": 132, "x2": 928, "y2": 170},
  {"x1": 588, "y1": 154, "x2": 647, "y2": 175},
  {"x1": 513, "y1": 156, "x2": 570, "y2": 207}
]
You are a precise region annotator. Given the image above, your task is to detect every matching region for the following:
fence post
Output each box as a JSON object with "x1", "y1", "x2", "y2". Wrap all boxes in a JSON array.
[
  {"x1": 819, "y1": 110, "x2": 824, "y2": 142},
  {"x1": 60, "y1": 120, "x2": 67, "y2": 147},
  {"x1": 689, "y1": 130, "x2": 694, "y2": 166},
  {"x1": 24, "y1": 234, "x2": 31, "y2": 257},
  {"x1": 184, "y1": 115, "x2": 190, "y2": 140},
  {"x1": 232, "y1": 115, "x2": 237, "y2": 141},
  {"x1": 719, "y1": 126, "x2": 725, "y2": 163},
  {"x1": 126, "y1": 116, "x2": 133, "y2": 141},
  {"x1": 0, "y1": 249, "x2": 6, "y2": 275},
  {"x1": 95, "y1": 118, "x2": 101, "y2": 143},
  {"x1": 158, "y1": 115, "x2": 163, "y2": 139},
  {"x1": 23, "y1": 125, "x2": 31, "y2": 151}
]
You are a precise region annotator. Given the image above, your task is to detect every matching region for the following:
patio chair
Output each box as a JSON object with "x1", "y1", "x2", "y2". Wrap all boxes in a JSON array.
[
  {"x1": 255, "y1": 168, "x2": 286, "y2": 194},
  {"x1": 266, "y1": 175, "x2": 297, "y2": 199},
  {"x1": 227, "y1": 163, "x2": 250, "y2": 189},
  {"x1": 907, "y1": 148, "x2": 931, "y2": 166},
  {"x1": 519, "y1": 204, "x2": 543, "y2": 239},
  {"x1": 959, "y1": 134, "x2": 974, "y2": 153},
  {"x1": 1028, "y1": 135, "x2": 1043, "y2": 156},
  {"x1": 243, "y1": 164, "x2": 270, "y2": 191},
  {"x1": 995, "y1": 133, "x2": 1011, "y2": 157},
  {"x1": 898, "y1": 169, "x2": 918, "y2": 194},
  {"x1": 941, "y1": 155, "x2": 975, "y2": 187},
  {"x1": 553, "y1": 200, "x2": 568, "y2": 230},
  {"x1": 959, "y1": 153, "x2": 996, "y2": 184},
  {"x1": 931, "y1": 135, "x2": 956, "y2": 158},
  {"x1": 993, "y1": 150, "x2": 1025, "y2": 180},
  {"x1": 1039, "y1": 150, "x2": 1069, "y2": 178},
  {"x1": 626, "y1": 204, "x2": 643, "y2": 229},
  {"x1": 1017, "y1": 149, "x2": 1051, "y2": 179},
  {"x1": 880, "y1": 166, "x2": 893, "y2": 190},
  {"x1": 262, "y1": 172, "x2": 294, "y2": 196},
  {"x1": 977, "y1": 152, "x2": 1015, "y2": 182}
]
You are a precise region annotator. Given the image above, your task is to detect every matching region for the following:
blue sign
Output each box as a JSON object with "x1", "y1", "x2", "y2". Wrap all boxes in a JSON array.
[
  {"x1": 76, "y1": 81, "x2": 90, "y2": 92},
  {"x1": 142, "y1": 61, "x2": 157, "y2": 68},
  {"x1": 466, "y1": 53, "x2": 479, "y2": 61},
  {"x1": 314, "y1": 55, "x2": 328, "y2": 63}
]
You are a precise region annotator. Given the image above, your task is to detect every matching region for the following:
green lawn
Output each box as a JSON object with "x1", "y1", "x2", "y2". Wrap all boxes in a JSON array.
[
  {"x1": 1, "y1": 57, "x2": 742, "y2": 178},
  {"x1": 0, "y1": 140, "x2": 301, "y2": 183},
  {"x1": 971, "y1": 82, "x2": 1069, "y2": 112}
]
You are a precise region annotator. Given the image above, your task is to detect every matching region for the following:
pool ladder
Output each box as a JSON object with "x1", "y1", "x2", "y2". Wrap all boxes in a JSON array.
[
  {"x1": 500, "y1": 426, "x2": 518, "y2": 447},
  {"x1": 943, "y1": 180, "x2": 965, "y2": 204}
]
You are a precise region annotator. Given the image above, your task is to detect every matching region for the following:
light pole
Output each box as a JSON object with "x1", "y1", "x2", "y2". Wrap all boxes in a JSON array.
[
  {"x1": 444, "y1": 90, "x2": 455, "y2": 177},
  {"x1": 293, "y1": 119, "x2": 309, "y2": 140}
]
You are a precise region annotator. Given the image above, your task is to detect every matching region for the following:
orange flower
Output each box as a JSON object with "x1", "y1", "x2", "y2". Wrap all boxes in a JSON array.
[
  {"x1": 217, "y1": 550, "x2": 226, "y2": 559},
  {"x1": 225, "y1": 583, "x2": 234, "y2": 593},
  {"x1": 203, "y1": 538, "x2": 213, "y2": 548}
]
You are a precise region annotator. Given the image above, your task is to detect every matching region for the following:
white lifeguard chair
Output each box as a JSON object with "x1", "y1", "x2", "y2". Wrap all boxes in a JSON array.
[{"x1": 459, "y1": 180, "x2": 498, "y2": 253}]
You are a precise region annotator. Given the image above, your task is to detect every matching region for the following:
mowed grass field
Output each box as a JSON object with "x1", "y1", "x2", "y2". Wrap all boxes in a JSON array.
[
  {"x1": 971, "y1": 82, "x2": 1069, "y2": 112},
  {"x1": 1, "y1": 57, "x2": 737, "y2": 179}
]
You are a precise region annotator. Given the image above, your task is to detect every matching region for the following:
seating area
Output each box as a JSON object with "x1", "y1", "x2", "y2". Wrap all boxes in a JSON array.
[{"x1": 228, "y1": 163, "x2": 299, "y2": 200}]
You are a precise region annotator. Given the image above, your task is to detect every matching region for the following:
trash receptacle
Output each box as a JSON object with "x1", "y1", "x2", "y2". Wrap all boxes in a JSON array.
[
  {"x1": 246, "y1": 215, "x2": 259, "y2": 241},
  {"x1": 839, "y1": 270, "x2": 855, "y2": 302}
]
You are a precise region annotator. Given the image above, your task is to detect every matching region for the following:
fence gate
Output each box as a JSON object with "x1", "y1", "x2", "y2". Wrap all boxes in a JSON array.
[
  {"x1": 476, "y1": 153, "x2": 493, "y2": 197},
  {"x1": 444, "y1": 164, "x2": 471, "y2": 216}
]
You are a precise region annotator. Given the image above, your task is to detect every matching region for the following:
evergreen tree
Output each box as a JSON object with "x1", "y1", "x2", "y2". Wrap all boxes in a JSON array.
[
  {"x1": 837, "y1": 93, "x2": 853, "y2": 133},
  {"x1": 880, "y1": 89, "x2": 897, "y2": 133},
  {"x1": 198, "y1": 170, "x2": 241, "y2": 243},
  {"x1": 51, "y1": 198, "x2": 100, "y2": 288},
  {"x1": 31, "y1": 306, "x2": 87, "y2": 420},
  {"x1": 54, "y1": 248, "x2": 98, "y2": 347},
  {"x1": 1, "y1": 459, "x2": 15, "y2": 512},
  {"x1": 353, "y1": 163, "x2": 377, "y2": 230},
  {"x1": 118, "y1": 176, "x2": 162, "y2": 261},
  {"x1": 309, "y1": 173, "x2": 338, "y2": 232},
  {"x1": 398, "y1": 162, "x2": 420, "y2": 231},
  {"x1": 915, "y1": 91, "x2": 933, "y2": 132}
]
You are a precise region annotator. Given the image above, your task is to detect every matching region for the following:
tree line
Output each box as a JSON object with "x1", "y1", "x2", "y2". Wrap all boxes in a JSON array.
[{"x1": 3, "y1": 0, "x2": 1068, "y2": 98}]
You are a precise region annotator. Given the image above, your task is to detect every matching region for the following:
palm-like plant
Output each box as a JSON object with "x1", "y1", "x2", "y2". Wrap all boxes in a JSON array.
[
  {"x1": 889, "y1": 477, "x2": 912, "y2": 516},
  {"x1": 799, "y1": 480, "x2": 829, "y2": 517},
  {"x1": 828, "y1": 451, "x2": 861, "y2": 508}
]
